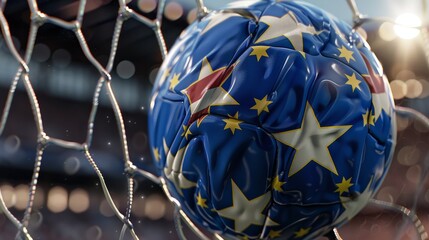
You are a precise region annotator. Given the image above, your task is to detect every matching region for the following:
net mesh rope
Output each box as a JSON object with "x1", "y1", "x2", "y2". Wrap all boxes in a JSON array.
[{"x1": 0, "y1": 0, "x2": 428, "y2": 239}]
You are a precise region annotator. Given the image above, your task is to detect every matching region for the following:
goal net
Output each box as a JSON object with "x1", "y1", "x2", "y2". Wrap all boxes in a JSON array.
[{"x1": 0, "y1": 0, "x2": 428, "y2": 239}]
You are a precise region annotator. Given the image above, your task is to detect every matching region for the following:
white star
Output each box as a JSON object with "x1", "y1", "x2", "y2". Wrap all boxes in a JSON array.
[
  {"x1": 255, "y1": 12, "x2": 322, "y2": 52},
  {"x1": 371, "y1": 78, "x2": 393, "y2": 121},
  {"x1": 334, "y1": 179, "x2": 373, "y2": 226},
  {"x1": 273, "y1": 102, "x2": 352, "y2": 177},
  {"x1": 198, "y1": 57, "x2": 214, "y2": 80},
  {"x1": 164, "y1": 146, "x2": 196, "y2": 195},
  {"x1": 201, "y1": 12, "x2": 241, "y2": 35},
  {"x1": 361, "y1": 59, "x2": 393, "y2": 122},
  {"x1": 372, "y1": 92, "x2": 392, "y2": 121},
  {"x1": 217, "y1": 180, "x2": 277, "y2": 233}
]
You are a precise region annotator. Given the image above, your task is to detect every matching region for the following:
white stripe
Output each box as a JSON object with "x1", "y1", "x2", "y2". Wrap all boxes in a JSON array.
[{"x1": 189, "y1": 87, "x2": 238, "y2": 114}]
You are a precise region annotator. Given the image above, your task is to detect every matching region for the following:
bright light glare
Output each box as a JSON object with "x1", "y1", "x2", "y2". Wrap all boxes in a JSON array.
[{"x1": 394, "y1": 13, "x2": 421, "y2": 39}]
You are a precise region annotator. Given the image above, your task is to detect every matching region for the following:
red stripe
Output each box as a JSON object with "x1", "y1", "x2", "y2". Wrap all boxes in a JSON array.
[
  {"x1": 183, "y1": 64, "x2": 235, "y2": 125},
  {"x1": 184, "y1": 66, "x2": 234, "y2": 103},
  {"x1": 361, "y1": 53, "x2": 385, "y2": 94},
  {"x1": 188, "y1": 108, "x2": 209, "y2": 125}
]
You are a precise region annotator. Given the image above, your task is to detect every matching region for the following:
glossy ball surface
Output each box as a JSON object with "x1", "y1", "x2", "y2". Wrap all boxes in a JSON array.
[{"x1": 149, "y1": 1, "x2": 396, "y2": 239}]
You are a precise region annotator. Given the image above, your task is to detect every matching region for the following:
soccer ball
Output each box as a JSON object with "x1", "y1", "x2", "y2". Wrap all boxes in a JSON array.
[{"x1": 148, "y1": 0, "x2": 396, "y2": 239}]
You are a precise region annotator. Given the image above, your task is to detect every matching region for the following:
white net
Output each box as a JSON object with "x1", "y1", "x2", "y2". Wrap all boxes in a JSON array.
[
  {"x1": 0, "y1": 0, "x2": 428, "y2": 240},
  {"x1": 0, "y1": 0, "x2": 175, "y2": 239}
]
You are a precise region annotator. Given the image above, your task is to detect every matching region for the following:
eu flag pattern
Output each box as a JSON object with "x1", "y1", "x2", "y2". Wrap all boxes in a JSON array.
[{"x1": 148, "y1": 1, "x2": 396, "y2": 239}]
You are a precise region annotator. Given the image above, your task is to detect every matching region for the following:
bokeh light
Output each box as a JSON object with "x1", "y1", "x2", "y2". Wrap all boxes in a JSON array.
[
  {"x1": 406, "y1": 165, "x2": 421, "y2": 184},
  {"x1": 164, "y1": 2, "x2": 183, "y2": 21},
  {"x1": 395, "y1": 116, "x2": 409, "y2": 131},
  {"x1": 64, "y1": 156, "x2": 81, "y2": 175},
  {"x1": 33, "y1": 188, "x2": 45, "y2": 208},
  {"x1": 85, "y1": 225, "x2": 102, "y2": 240},
  {"x1": 187, "y1": 8, "x2": 198, "y2": 24},
  {"x1": 390, "y1": 80, "x2": 407, "y2": 99},
  {"x1": 33, "y1": 43, "x2": 51, "y2": 62},
  {"x1": 376, "y1": 186, "x2": 398, "y2": 203},
  {"x1": 397, "y1": 145, "x2": 421, "y2": 166},
  {"x1": 132, "y1": 195, "x2": 145, "y2": 217},
  {"x1": 405, "y1": 79, "x2": 423, "y2": 98},
  {"x1": 144, "y1": 194, "x2": 166, "y2": 220},
  {"x1": 394, "y1": 13, "x2": 421, "y2": 39},
  {"x1": 52, "y1": 49, "x2": 72, "y2": 68},
  {"x1": 14, "y1": 184, "x2": 29, "y2": 210},
  {"x1": 47, "y1": 186, "x2": 68, "y2": 213},
  {"x1": 28, "y1": 211, "x2": 43, "y2": 230},
  {"x1": 395, "y1": 69, "x2": 416, "y2": 80},
  {"x1": 378, "y1": 22, "x2": 396, "y2": 41},
  {"x1": 69, "y1": 188, "x2": 90, "y2": 213},
  {"x1": 3, "y1": 135, "x2": 20, "y2": 155},
  {"x1": 138, "y1": 0, "x2": 157, "y2": 13},
  {"x1": 414, "y1": 119, "x2": 429, "y2": 133},
  {"x1": 99, "y1": 199, "x2": 115, "y2": 217},
  {"x1": 116, "y1": 60, "x2": 135, "y2": 79},
  {"x1": 1, "y1": 184, "x2": 16, "y2": 208},
  {"x1": 418, "y1": 79, "x2": 429, "y2": 98}
]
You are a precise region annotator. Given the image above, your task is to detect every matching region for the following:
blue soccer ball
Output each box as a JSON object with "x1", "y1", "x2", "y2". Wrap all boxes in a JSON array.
[{"x1": 149, "y1": 1, "x2": 396, "y2": 239}]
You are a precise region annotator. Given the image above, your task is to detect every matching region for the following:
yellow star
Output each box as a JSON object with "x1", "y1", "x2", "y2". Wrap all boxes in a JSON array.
[
  {"x1": 335, "y1": 177, "x2": 354, "y2": 195},
  {"x1": 294, "y1": 227, "x2": 311, "y2": 238},
  {"x1": 362, "y1": 109, "x2": 375, "y2": 126},
  {"x1": 334, "y1": 178, "x2": 373, "y2": 226},
  {"x1": 169, "y1": 73, "x2": 180, "y2": 90},
  {"x1": 181, "y1": 125, "x2": 192, "y2": 140},
  {"x1": 272, "y1": 175, "x2": 286, "y2": 192},
  {"x1": 251, "y1": 95, "x2": 272, "y2": 115},
  {"x1": 345, "y1": 73, "x2": 361, "y2": 92},
  {"x1": 249, "y1": 46, "x2": 270, "y2": 61},
  {"x1": 162, "y1": 67, "x2": 171, "y2": 79},
  {"x1": 268, "y1": 229, "x2": 282, "y2": 238},
  {"x1": 223, "y1": 112, "x2": 243, "y2": 134},
  {"x1": 338, "y1": 45, "x2": 355, "y2": 63},
  {"x1": 153, "y1": 147, "x2": 160, "y2": 161},
  {"x1": 196, "y1": 192, "x2": 208, "y2": 208}
]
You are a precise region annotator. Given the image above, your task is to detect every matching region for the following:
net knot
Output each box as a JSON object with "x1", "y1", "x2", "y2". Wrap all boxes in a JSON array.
[
  {"x1": 72, "y1": 21, "x2": 81, "y2": 32},
  {"x1": 125, "y1": 163, "x2": 137, "y2": 177},
  {"x1": 31, "y1": 11, "x2": 46, "y2": 26},
  {"x1": 124, "y1": 218, "x2": 134, "y2": 230},
  {"x1": 119, "y1": 6, "x2": 132, "y2": 21},
  {"x1": 197, "y1": 7, "x2": 209, "y2": 20},
  {"x1": 153, "y1": 19, "x2": 161, "y2": 31},
  {"x1": 37, "y1": 132, "x2": 49, "y2": 146},
  {"x1": 352, "y1": 14, "x2": 365, "y2": 27}
]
